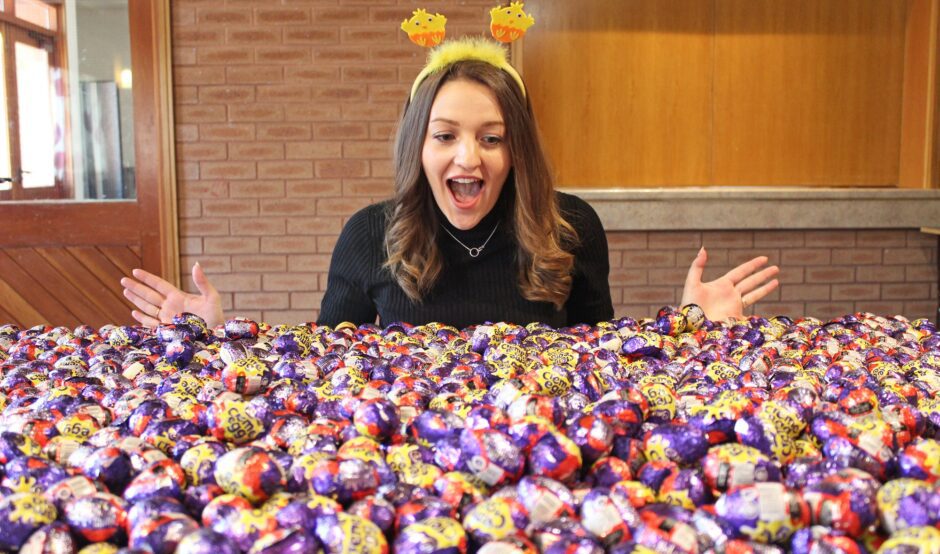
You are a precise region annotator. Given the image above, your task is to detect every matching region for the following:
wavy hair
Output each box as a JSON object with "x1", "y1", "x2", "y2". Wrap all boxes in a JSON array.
[{"x1": 384, "y1": 60, "x2": 577, "y2": 309}]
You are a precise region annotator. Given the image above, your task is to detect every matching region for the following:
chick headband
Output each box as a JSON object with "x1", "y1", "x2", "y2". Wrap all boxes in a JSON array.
[{"x1": 401, "y1": 2, "x2": 535, "y2": 101}]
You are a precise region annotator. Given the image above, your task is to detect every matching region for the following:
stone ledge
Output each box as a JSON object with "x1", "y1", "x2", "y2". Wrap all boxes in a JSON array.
[{"x1": 568, "y1": 188, "x2": 940, "y2": 231}]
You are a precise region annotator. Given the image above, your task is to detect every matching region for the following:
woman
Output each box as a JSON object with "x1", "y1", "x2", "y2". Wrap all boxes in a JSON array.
[{"x1": 122, "y1": 38, "x2": 778, "y2": 329}]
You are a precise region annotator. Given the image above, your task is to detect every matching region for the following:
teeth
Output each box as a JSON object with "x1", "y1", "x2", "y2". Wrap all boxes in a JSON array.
[
  {"x1": 448, "y1": 178, "x2": 483, "y2": 201},
  {"x1": 450, "y1": 178, "x2": 481, "y2": 184}
]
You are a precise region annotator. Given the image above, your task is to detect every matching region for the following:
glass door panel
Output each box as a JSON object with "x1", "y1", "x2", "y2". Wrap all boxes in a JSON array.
[
  {"x1": 0, "y1": 32, "x2": 11, "y2": 193},
  {"x1": 14, "y1": 35, "x2": 58, "y2": 190}
]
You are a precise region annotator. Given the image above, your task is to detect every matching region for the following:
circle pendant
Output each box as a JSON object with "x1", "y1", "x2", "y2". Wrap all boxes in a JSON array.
[{"x1": 468, "y1": 247, "x2": 482, "y2": 257}]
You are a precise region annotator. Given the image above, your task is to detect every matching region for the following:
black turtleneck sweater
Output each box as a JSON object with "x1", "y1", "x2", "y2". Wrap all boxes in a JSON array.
[{"x1": 316, "y1": 191, "x2": 613, "y2": 329}]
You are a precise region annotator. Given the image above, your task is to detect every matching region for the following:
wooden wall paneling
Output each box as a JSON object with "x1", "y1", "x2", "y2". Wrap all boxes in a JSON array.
[
  {"x1": 523, "y1": 0, "x2": 715, "y2": 187},
  {"x1": 0, "y1": 278, "x2": 42, "y2": 327},
  {"x1": 713, "y1": 0, "x2": 907, "y2": 186},
  {"x1": 65, "y1": 247, "x2": 134, "y2": 298},
  {"x1": 99, "y1": 246, "x2": 141, "y2": 278},
  {"x1": 35, "y1": 247, "x2": 134, "y2": 324},
  {"x1": 0, "y1": 249, "x2": 78, "y2": 324},
  {"x1": 900, "y1": 0, "x2": 939, "y2": 188},
  {"x1": 6, "y1": 248, "x2": 111, "y2": 325}
]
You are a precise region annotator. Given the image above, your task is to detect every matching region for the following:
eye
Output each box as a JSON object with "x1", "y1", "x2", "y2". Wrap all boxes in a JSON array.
[
  {"x1": 481, "y1": 135, "x2": 504, "y2": 146},
  {"x1": 433, "y1": 132, "x2": 455, "y2": 142}
]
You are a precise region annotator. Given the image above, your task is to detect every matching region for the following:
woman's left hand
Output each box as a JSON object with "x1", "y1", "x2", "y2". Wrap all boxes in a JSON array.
[{"x1": 681, "y1": 247, "x2": 780, "y2": 321}]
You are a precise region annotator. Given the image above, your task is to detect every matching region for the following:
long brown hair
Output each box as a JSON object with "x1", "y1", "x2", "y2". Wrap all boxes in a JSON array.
[{"x1": 384, "y1": 60, "x2": 577, "y2": 309}]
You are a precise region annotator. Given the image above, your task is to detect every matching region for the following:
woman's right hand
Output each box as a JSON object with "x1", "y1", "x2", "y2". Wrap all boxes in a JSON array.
[{"x1": 121, "y1": 262, "x2": 225, "y2": 328}]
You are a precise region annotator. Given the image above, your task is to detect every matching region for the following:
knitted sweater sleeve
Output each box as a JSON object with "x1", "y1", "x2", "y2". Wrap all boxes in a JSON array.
[
  {"x1": 316, "y1": 204, "x2": 383, "y2": 327},
  {"x1": 561, "y1": 193, "x2": 614, "y2": 325}
]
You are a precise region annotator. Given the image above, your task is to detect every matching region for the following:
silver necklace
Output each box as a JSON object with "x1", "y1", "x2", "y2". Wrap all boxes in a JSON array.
[{"x1": 441, "y1": 221, "x2": 500, "y2": 258}]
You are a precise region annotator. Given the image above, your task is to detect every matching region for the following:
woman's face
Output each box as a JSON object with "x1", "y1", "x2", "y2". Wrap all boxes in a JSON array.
[{"x1": 422, "y1": 78, "x2": 511, "y2": 230}]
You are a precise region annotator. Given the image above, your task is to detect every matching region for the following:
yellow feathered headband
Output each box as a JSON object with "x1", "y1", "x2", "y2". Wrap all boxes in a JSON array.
[{"x1": 401, "y1": 3, "x2": 534, "y2": 101}]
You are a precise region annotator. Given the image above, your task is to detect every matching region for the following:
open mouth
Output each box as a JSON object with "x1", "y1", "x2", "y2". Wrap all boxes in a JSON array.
[{"x1": 447, "y1": 177, "x2": 484, "y2": 207}]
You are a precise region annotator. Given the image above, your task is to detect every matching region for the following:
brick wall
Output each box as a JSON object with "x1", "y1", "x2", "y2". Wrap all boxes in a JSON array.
[{"x1": 171, "y1": 0, "x2": 939, "y2": 324}]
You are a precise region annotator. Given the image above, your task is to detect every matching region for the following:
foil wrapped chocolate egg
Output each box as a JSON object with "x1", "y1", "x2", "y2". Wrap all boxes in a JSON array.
[
  {"x1": 714, "y1": 482, "x2": 809, "y2": 544},
  {"x1": 315, "y1": 512, "x2": 389, "y2": 554},
  {"x1": 0, "y1": 492, "x2": 58, "y2": 550},
  {"x1": 128, "y1": 513, "x2": 200, "y2": 554},
  {"x1": 175, "y1": 528, "x2": 240, "y2": 554},
  {"x1": 463, "y1": 496, "x2": 529, "y2": 545},
  {"x1": 62, "y1": 491, "x2": 127, "y2": 543},
  {"x1": 214, "y1": 447, "x2": 286, "y2": 504},
  {"x1": 459, "y1": 428, "x2": 524, "y2": 488},
  {"x1": 394, "y1": 517, "x2": 467, "y2": 554}
]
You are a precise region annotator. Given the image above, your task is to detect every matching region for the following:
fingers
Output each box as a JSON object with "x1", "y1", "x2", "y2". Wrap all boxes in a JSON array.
[
  {"x1": 723, "y1": 256, "x2": 770, "y2": 285},
  {"x1": 130, "y1": 309, "x2": 162, "y2": 328},
  {"x1": 735, "y1": 265, "x2": 780, "y2": 296},
  {"x1": 742, "y1": 279, "x2": 780, "y2": 306},
  {"x1": 122, "y1": 286, "x2": 163, "y2": 320},
  {"x1": 191, "y1": 262, "x2": 218, "y2": 298},
  {"x1": 121, "y1": 276, "x2": 165, "y2": 308},
  {"x1": 130, "y1": 268, "x2": 178, "y2": 297},
  {"x1": 683, "y1": 247, "x2": 707, "y2": 289}
]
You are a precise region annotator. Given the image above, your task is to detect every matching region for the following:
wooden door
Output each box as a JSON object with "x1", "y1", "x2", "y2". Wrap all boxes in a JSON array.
[{"x1": 0, "y1": 0, "x2": 177, "y2": 329}]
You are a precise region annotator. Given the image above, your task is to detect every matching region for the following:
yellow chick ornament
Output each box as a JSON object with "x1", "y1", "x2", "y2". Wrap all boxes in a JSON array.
[
  {"x1": 489, "y1": 2, "x2": 535, "y2": 43},
  {"x1": 401, "y1": 8, "x2": 447, "y2": 47}
]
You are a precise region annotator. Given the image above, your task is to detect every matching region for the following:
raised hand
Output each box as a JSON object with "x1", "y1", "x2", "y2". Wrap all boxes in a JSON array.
[
  {"x1": 121, "y1": 262, "x2": 225, "y2": 328},
  {"x1": 681, "y1": 247, "x2": 779, "y2": 321}
]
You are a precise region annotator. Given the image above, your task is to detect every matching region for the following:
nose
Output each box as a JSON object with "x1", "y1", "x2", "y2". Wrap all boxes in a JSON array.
[{"x1": 454, "y1": 139, "x2": 480, "y2": 169}]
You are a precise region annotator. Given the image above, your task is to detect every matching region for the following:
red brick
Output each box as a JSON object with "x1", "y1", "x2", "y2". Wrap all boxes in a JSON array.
[
  {"x1": 179, "y1": 237, "x2": 203, "y2": 256},
  {"x1": 884, "y1": 248, "x2": 933, "y2": 265},
  {"x1": 263, "y1": 273, "x2": 319, "y2": 291},
  {"x1": 315, "y1": 160, "x2": 370, "y2": 179},
  {"x1": 175, "y1": 29, "x2": 224, "y2": 46},
  {"x1": 284, "y1": 28, "x2": 339, "y2": 43},
  {"x1": 856, "y1": 265, "x2": 905, "y2": 282},
  {"x1": 608, "y1": 288, "x2": 623, "y2": 305},
  {"x1": 614, "y1": 304, "x2": 654, "y2": 319},
  {"x1": 197, "y1": 47, "x2": 253, "y2": 64},
  {"x1": 857, "y1": 230, "x2": 906, "y2": 247},
  {"x1": 199, "y1": 86, "x2": 256, "y2": 103},
  {"x1": 369, "y1": 84, "x2": 410, "y2": 102},
  {"x1": 173, "y1": 47, "x2": 197, "y2": 65},
  {"x1": 288, "y1": 254, "x2": 332, "y2": 271},
  {"x1": 342, "y1": 103, "x2": 399, "y2": 120},
  {"x1": 621, "y1": 251, "x2": 676, "y2": 268},
  {"x1": 312, "y1": 85, "x2": 368, "y2": 102},
  {"x1": 176, "y1": 104, "x2": 227, "y2": 123},
  {"x1": 647, "y1": 231, "x2": 701, "y2": 250},
  {"x1": 645, "y1": 269, "x2": 686, "y2": 286},
  {"x1": 257, "y1": 7, "x2": 311, "y2": 24},
  {"x1": 285, "y1": 67, "x2": 341, "y2": 82},
  {"x1": 343, "y1": 142, "x2": 392, "y2": 159},
  {"x1": 261, "y1": 236, "x2": 319, "y2": 254},
  {"x1": 754, "y1": 302, "x2": 805, "y2": 318},
  {"x1": 229, "y1": 105, "x2": 285, "y2": 122},
  {"x1": 233, "y1": 255, "x2": 288, "y2": 273},
  {"x1": 181, "y1": 181, "x2": 229, "y2": 199},
  {"x1": 201, "y1": 162, "x2": 257, "y2": 180},
  {"x1": 179, "y1": 162, "x2": 200, "y2": 180},
  {"x1": 199, "y1": 124, "x2": 256, "y2": 141},
  {"x1": 701, "y1": 231, "x2": 753, "y2": 248},
  {"x1": 256, "y1": 47, "x2": 311, "y2": 64},
  {"x1": 230, "y1": 181, "x2": 285, "y2": 199},
  {"x1": 608, "y1": 251, "x2": 623, "y2": 268},
  {"x1": 294, "y1": 170, "x2": 352, "y2": 192},
  {"x1": 227, "y1": 29, "x2": 281, "y2": 44},
  {"x1": 609, "y1": 268, "x2": 648, "y2": 286},
  {"x1": 172, "y1": 6, "x2": 196, "y2": 25},
  {"x1": 204, "y1": 237, "x2": 260, "y2": 255},
  {"x1": 781, "y1": 249, "x2": 831, "y2": 266},
  {"x1": 313, "y1": 46, "x2": 369, "y2": 63},
  {"x1": 903, "y1": 301, "x2": 938, "y2": 319},
  {"x1": 341, "y1": 27, "x2": 398, "y2": 42},
  {"x1": 202, "y1": 199, "x2": 259, "y2": 217},
  {"x1": 197, "y1": 8, "x2": 252, "y2": 24},
  {"x1": 175, "y1": 86, "x2": 199, "y2": 105},
  {"x1": 317, "y1": 236, "x2": 339, "y2": 253},
  {"x1": 686, "y1": 248, "x2": 727, "y2": 267},
  {"x1": 776, "y1": 266, "x2": 804, "y2": 284},
  {"x1": 226, "y1": 66, "x2": 284, "y2": 84},
  {"x1": 291, "y1": 292, "x2": 325, "y2": 309},
  {"x1": 754, "y1": 231, "x2": 803, "y2": 248},
  {"x1": 728, "y1": 249, "x2": 780, "y2": 267},
  {"x1": 180, "y1": 218, "x2": 229, "y2": 236},
  {"x1": 231, "y1": 217, "x2": 287, "y2": 236},
  {"x1": 621, "y1": 287, "x2": 676, "y2": 304},
  {"x1": 882, "y1": 283, "x2": 931, "y2": 300},
  {"x1": 803, "y1": 230, "x2": 856, "y2": 248},
  {"x1": 805, "y1": 267, "x2": 854, "y2": 283},
  {"x1": 289, "y1": 104, "x2": 343, "y2": 121},
  {"x1": 286, "y1": 215, "x2": 344, "y2": 234},
  {"x1": 258, "y1": 124, "x2": 312, "y2": 141},
  {"x1": 906, "y1": 265, "x2": 938, "y2": 282},
  {"x1": 181, "y1": 255, "x2": 231, "y2": 273},
  {"x1": 370, "y1": 122, "x2": 398, "y2": 140},
  {"x1": 371, "y1": 160, "x2": 394, "y2": 178},
  {"x1": 371, "y1": 46, "x2": 423, "y2": 63},
  {"x1": 258, "y1": 85, "x2": 313, "y2": 103},
  {"x1": 177, "y1": 142, "x2": 227, "y2": 161},
  {"x1": 263, "y1": 310, "x2": 316, "y2": 324},
  {"x1": 342, "y1": 180, "x2": 392, "y2": 196},
  {"x1": 908, "y1": 229, "x2": 938, "y2": 247},
  {"x1": 235, "y1": 292, "x2": 289, "y2": 310},
  {"x1": 831, "y1": 248, "x2": 882, "y2": 265},
  {"x1": 179, "y1": 199, "x2": 202, "y2": 218},
  {"x1": 831, "y1": 283, "x2": 881, "y2": 301},
  {"x1": 312, "y1": 7, "x2": 360, "y2": 23},
  {"x1": 342, "y1": 67, "x2": 398, "y2": 82},
  {"x1": 258, "y1": 161, "x2": 314, "y2": 179},
  {"x1": 174, "y1": 66, "x2": 225, "y2": 85},
  {"x1": 176, "y1": 124, "x2": 199, "y2": 142},
  {"x1": 857, "y1": 301, "x2": 906, "y2": 316},
  {"x1": 261, "y1": 199, "x2": 319, "y2": 216},
  {"x1": 805, "y1": 302, "x2": 855, "y2": 321},
  {"x1": 316, "y1": 197, "x2": 371, "y2": 216},
  {"x1": 606, "y1": 232, "x2": 648, "y2": 250},
  {"x1": 286, "y1": 142, "x2": 344, "y2": 160},
  {"x1": 229, "y1": 143, "x2": 285, "y2": 161}
]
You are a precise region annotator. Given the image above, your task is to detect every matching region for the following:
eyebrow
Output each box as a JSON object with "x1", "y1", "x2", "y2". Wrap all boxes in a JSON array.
[{"x1": 429, "y1": 117, "x2": 505, "y2": 127}]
